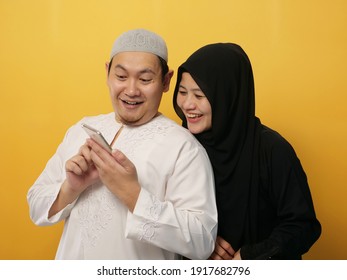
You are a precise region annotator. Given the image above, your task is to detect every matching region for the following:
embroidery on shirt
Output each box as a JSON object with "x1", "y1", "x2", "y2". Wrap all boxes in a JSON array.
[
  {"x1": 138, "y1": 196, "x2": 162, "y2": 242},
  {"x1": 82, "y1": 114, "x2": 176, "y2": 244},
  {"x1": 116, "y1": 116, "x2": 174, "y2": 157},
  {"x1": 78, "y1": 185, "x2": 116, "y2": 247},
  {"x1": 141, "y1": 222, "x2": 157, "y2": 241}
]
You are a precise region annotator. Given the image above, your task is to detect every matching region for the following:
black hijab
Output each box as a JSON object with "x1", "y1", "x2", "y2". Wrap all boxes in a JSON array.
[{"x1": 173, "y1": 43, "x2": 262, "y2": 250}]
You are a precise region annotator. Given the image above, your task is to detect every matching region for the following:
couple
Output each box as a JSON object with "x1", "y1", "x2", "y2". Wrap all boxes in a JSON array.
[{"x1": 27, "y1": 29, "x2": 321, "y2": 260}]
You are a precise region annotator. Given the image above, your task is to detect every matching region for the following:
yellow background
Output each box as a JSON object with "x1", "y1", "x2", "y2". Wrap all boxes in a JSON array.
[{"x1": 1, "y1": 0, "x2": 346, "y2": 259}]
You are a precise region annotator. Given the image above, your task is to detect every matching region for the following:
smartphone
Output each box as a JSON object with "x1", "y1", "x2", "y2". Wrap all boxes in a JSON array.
[{"x1": 81, "y1": 123, "x2": 112, "y2": 153}]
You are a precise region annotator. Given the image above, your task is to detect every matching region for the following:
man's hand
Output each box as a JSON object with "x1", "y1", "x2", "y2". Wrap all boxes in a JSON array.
[
  {"x1": 87, "y1": 139, "x2": 140, "y2": 212},
  {"x1": 48, "y1": 143, "x2": 99, "y2": 218},
  {"x1": 65, "y1": 143, "x2": 99, "y2": 193}
]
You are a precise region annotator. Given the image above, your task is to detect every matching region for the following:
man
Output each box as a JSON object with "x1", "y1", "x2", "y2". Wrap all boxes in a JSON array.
[{"x1": 27, "y1": 29, "x2": 217, "y2": 259}]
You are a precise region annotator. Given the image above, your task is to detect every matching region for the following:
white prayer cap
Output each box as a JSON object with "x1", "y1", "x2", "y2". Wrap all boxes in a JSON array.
[{"x1": 110, "y1": 29, "x2": 168, "y2": 62}]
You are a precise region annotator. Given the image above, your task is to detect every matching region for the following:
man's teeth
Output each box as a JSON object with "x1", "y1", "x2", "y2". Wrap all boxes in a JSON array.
[{"x1": 124, "y1": 101, "x2": 140, "y2": 105}]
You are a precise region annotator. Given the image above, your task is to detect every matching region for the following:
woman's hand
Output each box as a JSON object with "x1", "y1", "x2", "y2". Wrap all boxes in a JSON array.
[{"x1": 209, "y1": 236, "x2": 236, "y2": 260}]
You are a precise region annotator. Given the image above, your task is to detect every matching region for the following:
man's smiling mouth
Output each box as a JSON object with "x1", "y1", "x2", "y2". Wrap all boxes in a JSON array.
[{"x1": 122, "y1": 100, "x2": 144, "y2": 105}]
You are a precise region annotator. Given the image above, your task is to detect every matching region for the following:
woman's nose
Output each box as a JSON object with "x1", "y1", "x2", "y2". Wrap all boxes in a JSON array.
[{"x1": 182, "y1": 94, "x2": 196, "y2": 110}]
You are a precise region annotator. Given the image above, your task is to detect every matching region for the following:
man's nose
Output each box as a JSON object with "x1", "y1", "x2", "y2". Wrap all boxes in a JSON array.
[{"x1": 125, "y1": 79, "x2": 140, "y2": 96}]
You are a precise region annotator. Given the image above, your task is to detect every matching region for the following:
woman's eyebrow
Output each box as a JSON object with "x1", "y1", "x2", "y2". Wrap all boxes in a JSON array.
[
  {"x1": 180, "y1": 84, "x2": 202, "y2": 92},
  {"x1": 179, "y1": 84, "x2": 187, "y2": 90}
]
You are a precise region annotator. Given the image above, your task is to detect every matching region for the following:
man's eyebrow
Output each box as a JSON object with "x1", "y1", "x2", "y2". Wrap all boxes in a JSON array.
[
  {"x1": 114, "y1": 64, "x2": 126, "y2": 71},
  {"x1": 114, "y1": 64, "x2": 156, "y2": 75},
  {"x1": 139, "y1": 68, "x2": 156, "y2": 75}
]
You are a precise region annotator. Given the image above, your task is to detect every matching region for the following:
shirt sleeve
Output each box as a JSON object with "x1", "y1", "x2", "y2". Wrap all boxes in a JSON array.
[
  {"x1": 27, "y1": 124, "x2": 81, "y2": 226},
  {"x1": 125, "y1": 144, "x2": 218, "y2": 260}
]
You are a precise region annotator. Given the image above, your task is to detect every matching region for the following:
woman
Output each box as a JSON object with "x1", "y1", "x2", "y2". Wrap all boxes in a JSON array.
[{"x1": 173, "y1": 43, "x2": 321, "y2": 259}]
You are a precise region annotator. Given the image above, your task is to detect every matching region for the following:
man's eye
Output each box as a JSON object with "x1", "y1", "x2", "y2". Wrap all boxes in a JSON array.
[
  {"x1": 140, "y1": 78, "x2": 152, "y2": 83},
  {"x1": 116, "y1": 74, "x2": 127, "y2": 80}
]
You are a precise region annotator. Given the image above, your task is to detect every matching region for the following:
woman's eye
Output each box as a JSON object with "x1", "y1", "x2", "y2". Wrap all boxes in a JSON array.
[
  {"x1": 178, "y1": 90, "x2": 187, "y2": 95},
  {"x1": 196, "y1": 95, "x2": 205, "y2": 99}
]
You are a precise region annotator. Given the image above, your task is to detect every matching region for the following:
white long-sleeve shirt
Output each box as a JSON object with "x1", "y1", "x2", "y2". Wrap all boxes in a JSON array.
[{"x1": 27, "y1": 113, "x2": 217, "y2": 260}]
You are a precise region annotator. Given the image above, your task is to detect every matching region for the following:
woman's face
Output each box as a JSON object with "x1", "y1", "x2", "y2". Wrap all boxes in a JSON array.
[{"x1": 176, "y1": 72, "x2": 212, "y2": 134}]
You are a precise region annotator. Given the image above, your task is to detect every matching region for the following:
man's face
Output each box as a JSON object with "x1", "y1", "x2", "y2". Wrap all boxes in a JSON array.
[{"x1": 106, "y1": 52, "x2": 171, "y2": 126}]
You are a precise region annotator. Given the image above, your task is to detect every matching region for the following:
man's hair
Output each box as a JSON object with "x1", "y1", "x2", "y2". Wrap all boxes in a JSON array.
[{"x1": 107, "y1": 55, "x2": 169, "y2": 82}]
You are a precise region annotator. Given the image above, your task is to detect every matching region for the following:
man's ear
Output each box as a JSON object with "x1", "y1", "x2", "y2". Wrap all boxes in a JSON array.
[
  {"x1": 163, "y1": 70, "x2": 174, "y2": 92},
  {"x1": 105, "y1": 62, "x2": 111, "y2": 86}
]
